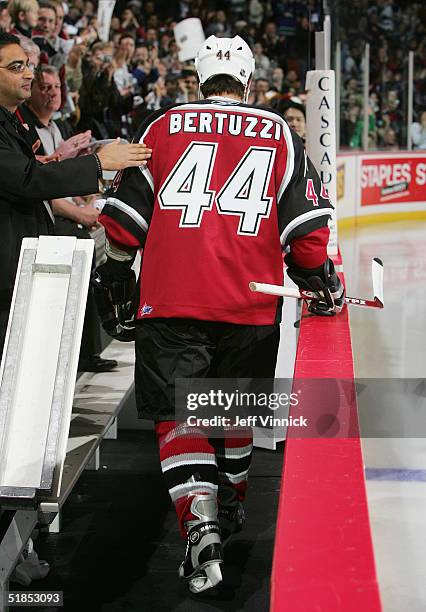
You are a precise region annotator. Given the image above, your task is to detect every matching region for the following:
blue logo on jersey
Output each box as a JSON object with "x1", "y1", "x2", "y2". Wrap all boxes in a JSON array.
[{"x1": 140, "y1": 303, "x2": 153, "y2": 316}]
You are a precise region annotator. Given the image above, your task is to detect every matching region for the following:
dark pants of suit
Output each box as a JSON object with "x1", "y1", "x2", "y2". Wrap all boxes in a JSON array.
[{"x1": 54, "y1": 216, "x2": 101, "y2": 359}]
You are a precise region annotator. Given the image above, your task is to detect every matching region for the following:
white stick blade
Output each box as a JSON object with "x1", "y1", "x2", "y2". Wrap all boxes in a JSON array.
[{"x1": 372, "y1": 258, "x2": 384, "y2": 305}]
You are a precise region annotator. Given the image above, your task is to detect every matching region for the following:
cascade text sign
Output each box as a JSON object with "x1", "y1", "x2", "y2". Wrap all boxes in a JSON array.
[{"x1": 306, "y1": 70, "x2": 337, "y2": 255}]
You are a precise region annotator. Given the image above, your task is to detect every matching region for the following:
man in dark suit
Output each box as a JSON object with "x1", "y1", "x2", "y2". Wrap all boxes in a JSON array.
[
  {"x1": 19, "y1": 64, "x2": 117, "y2": 372},
  {"x1": 0, "y1": 32, "x2": 151, "y2": 355}
]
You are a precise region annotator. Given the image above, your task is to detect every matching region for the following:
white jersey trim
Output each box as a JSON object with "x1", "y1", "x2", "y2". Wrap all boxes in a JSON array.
[
  {"x1": 105, "y1": 196, "x2": 149, "y2": 233},
  {"x1": 280, "y1": 208, "x2": 332, "y2": 245},
  {"x1": 277, "y1": 121, "x2": 295, "y2": 202},
  {"x1": 172, "y1": 101, "x2": 287, "y2": 123},
  {"x1": 136, "y1": 111, "x2": 169, "y2": 145},
  {"x1": 139, "y1": 164, "x2": 154, "y2": 191}
]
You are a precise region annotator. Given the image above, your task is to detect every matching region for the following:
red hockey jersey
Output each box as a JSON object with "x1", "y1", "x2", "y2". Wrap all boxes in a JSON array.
[{"x1": 99, "y1": 97, "x2": 333, "y2": 325}]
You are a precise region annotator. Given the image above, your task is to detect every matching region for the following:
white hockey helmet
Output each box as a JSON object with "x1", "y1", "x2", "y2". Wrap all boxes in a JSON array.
[{"x1": 195, "y1": 35, "x2": 255, "y2": 92}]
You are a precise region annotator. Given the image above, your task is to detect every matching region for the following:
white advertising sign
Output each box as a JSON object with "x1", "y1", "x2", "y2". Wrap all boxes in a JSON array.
[
  {"x1": 97, "y1": 0, "x2": 116, "y2": 43},
  {"x1": 174, "y1": 18, "x2": 205, "y2": 62}
]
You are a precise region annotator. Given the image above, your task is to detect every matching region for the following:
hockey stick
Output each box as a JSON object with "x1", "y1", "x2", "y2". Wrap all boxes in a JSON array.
[{"x1": 249, "y1": 258, "x2": 384, "y2": 309}]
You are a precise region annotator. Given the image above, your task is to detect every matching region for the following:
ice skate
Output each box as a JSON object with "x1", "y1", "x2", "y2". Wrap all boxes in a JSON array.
[{"x1": 178, "y1": 494, "x2": 223, "y2": 594}]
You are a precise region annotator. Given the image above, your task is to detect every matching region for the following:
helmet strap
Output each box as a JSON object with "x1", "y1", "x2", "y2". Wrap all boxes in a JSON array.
[{"x1": 243, "y1": 76, "x2": 252, "y2": 104}]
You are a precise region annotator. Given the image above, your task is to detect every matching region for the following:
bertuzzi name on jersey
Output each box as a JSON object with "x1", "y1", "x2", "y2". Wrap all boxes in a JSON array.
[{"x1": 169, "y1": 111, "x2": 283, "y2": 141}]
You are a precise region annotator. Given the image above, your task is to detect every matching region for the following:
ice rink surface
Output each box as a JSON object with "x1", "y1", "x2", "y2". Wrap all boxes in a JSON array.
[{"x1": 340, "y1": 220, "x2": 426, "y2": 612}]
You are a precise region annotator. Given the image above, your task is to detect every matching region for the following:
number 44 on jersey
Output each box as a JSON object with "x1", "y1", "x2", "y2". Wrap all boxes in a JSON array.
[{"x1": 158, "y1": 142, "x2": 276, "y2": 236}]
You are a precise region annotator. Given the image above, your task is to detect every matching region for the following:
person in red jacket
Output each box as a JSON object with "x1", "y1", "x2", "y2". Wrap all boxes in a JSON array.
[{"x1": 97, "y1": 35, "x2": 344, "y2": 595}]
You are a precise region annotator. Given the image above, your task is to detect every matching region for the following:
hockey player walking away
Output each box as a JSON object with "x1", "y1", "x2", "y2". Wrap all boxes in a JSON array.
[{"x1": 96, "y1": 35, "x2": 344, "y2": 595}]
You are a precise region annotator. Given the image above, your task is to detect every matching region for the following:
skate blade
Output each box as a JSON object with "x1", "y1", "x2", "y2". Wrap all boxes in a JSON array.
[{"x1": 188, "y1": 562, "x2": 222, "y2": 594}]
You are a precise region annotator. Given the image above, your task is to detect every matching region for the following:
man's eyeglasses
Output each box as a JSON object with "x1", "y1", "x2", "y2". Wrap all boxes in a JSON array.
[{"x1": 0, "y1": 61, "x2": 36, "y2": 74}]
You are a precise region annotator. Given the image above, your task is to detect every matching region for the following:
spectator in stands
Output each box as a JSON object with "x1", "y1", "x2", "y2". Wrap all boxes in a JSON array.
[
  {"x1": 33, "y1": 0, "x2": 66, "y2": 68},
  {"x1": 181, "y1": 68, "x2": 198, "y2": 102},
  {"x1": 162, "y1": 74, "x2": 184, "y2": 105},
  {"x1": 53, "y1": 1, "x2": 95, "y2": 52},
  {"x1": 65, "y1": 42, "x2": 84, "y2": 112},
  {"x1": 345, "y1": 77, "x2": 361, "y2": 99},
  {"x1": 411, "y1": 110, "x2": 426, "y2": 149},
  {"x1": 145, "y1": 26, "x2": 158, "y2": 48},
  {"x1": 205, "y1": 9, "x2": 232, "y2": 37},
  {"x1": 8, "y1": 0, "x2": 38, "y2": 38},
  {"x1": 157, "y1": 32, "x2": 171, "y2": 59},
  {"x1": 341, "y1": 105, "x2": 362, "y2": 148},
  {"x1": 159, "y1": 36, "x2": 177, "y2": 69},
  {"x1": 19, "y1": 64, "x2": 91, "y2": 159},
  {"x1": 271, "y1": 67, "x2": 284, "y2": 92},
  {"x1": 78, "y1": 41, "x2": 133, "y2": 138},
  {"x1": 253, "y1": 41, "x2": 270, "y2": 80},
  {"x1": 250, "y1": 77, "x2": 269, "y2": 105},
  {"x1": 248, "y1": 0, "x2": 264, "y2": 27},
  {"x1": 344, "y1": 44, "x2": 363, "y2": 77},
  {"x1": 261, "y1": 21, "x2": 287, "y2": 69},
  {"x1": 292, "y1": 15, "x2": 314, "y2": 80},
  {"x1": 145, "y1": 76, "x2": 167, "y2": 109},
  {"x1": 109, "y1": 15, "x2": 122, "y2": 39},
  {"x1": 34, "y1": 0, "x2": 55, "y2": 40},
  {"x1": 377, "y1": 106, "x2": 399, "y2": 147},
  {"x1": 113, "y1": 43, "x2": 134, "y2": 97},
  {"x1": 131, "y1": 44, "x2": 159, "y2": 94},
  {"x1": 119, "y1": 32, "x2": 136, "y2": 65},
  {"x1": 0, "y1": 1, "x2": 11, "y2": 32},
  {"x1": 282, "y1": 68, "x2": 301, "y2": 95},
  {"x1": 282, "y1": 99, "x2": 307, "y2": 142},
  {"x1": 382, "y1": 126, "x2": 399, "y2": 150},
  {"x1": 120, "y1": 7, "x2": 141, "y2": 37},
  {"x1": 19, "y1": 36, "x2": 40, "y2": 66}
]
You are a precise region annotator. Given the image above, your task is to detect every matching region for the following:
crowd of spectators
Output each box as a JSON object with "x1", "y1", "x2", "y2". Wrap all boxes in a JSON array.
[
  {"x1": 0, "y1": 0, "x2": 424, "y2": 153},
  {"x1": 339, "y1": 0, "x2": 426, "y2": 149},
  {"x1": 0, "y1": 0, "x2": 321, "y2": 143}
]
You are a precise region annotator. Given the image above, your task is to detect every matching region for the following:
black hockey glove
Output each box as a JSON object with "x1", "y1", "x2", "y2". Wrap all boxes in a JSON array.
[
  {"x1": 285, "y1": 256, "x2": 345, "y2": 316},
  {"x1": 93, "y1": 258, "x2": 138, "y2": 342}
]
